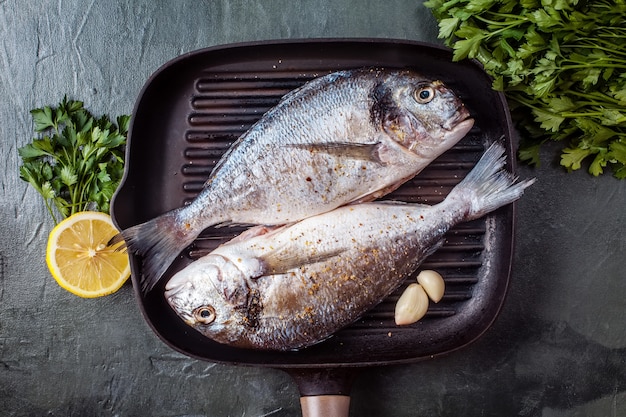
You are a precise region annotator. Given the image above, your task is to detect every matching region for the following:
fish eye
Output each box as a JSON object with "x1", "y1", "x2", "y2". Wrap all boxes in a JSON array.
[
  {"x1": 193, "y1": 305, "x2": 216, "y2": 324},
  {"x1": 414, "y1": 86, "x2": 435, "y2": 104}
]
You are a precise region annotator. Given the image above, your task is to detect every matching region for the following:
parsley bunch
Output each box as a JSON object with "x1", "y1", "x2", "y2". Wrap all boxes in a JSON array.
[
  {"x1": 425, "y1": 0, "x2": 626, "y2": 178},
  {"x1": 18, "y1": 97, "x2": 130, "y2": 223}
]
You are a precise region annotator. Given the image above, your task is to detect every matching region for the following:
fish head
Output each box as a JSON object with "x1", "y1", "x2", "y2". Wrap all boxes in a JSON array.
[
  {"x1": 164, "y1": 255, "x2": 251, "y2": 344},
  {"x1": 375, "y1": 72, "x2": 474, "y2": 160}
]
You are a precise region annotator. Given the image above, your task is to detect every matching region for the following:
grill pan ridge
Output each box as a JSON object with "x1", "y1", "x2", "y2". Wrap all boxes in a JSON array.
[{"x1": 111, "y1": 39, "x2": 517, "y2": 370}]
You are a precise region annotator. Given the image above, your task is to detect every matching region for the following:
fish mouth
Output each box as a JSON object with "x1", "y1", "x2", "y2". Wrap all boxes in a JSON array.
[
  {"x1": 164, "y1": 271, "x2": 192, "y2": 296},
  {"x1": 445, "y1": 118, "x2": 474, "y2": 143},
  {"x1": 164, "y1": 281, "x2": 189, "y2": 302},
  {"x1": 164, "y1": 287, "x2": 178, "y2": 300},
  {"x1": 443, "y1": 105, "x2": 472, "y2": 131}
]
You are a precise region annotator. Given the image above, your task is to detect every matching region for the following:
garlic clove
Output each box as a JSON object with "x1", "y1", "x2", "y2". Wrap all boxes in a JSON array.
[
  {"x1": 416, "y1": 270, "x2": 445, "y2": 303},
  {"x1": 394, "y1": 283, "x2": 429, "y2": 326}
]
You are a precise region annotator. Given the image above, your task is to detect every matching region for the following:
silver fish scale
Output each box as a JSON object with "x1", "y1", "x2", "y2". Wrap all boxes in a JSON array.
[{"x1": 178, "y1": 68, "x2": 486, "y2": 333}]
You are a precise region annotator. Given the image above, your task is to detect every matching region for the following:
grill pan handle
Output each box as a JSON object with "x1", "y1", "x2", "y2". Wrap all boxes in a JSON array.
[
  {"x1": 300, "y1": 395, "x2": 351, "y2": 417},
  {"x1": 288, "y1": 368, "x2": 357, "y2": 417}
]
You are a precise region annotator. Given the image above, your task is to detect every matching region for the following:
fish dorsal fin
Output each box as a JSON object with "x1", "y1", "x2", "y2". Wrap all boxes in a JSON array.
[{"x1": 287, "y1": 142, "x2": 383, "y2": 163}]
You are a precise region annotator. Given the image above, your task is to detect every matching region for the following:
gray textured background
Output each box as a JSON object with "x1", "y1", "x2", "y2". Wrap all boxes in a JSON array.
[{"x1": 1, "y1": 1, "x2": 624, "y2": 416}]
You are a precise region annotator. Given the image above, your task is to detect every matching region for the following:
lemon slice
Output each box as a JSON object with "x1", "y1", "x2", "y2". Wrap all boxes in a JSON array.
[{"x1": 46, "y1": 211, "x2": 130, "y2": 298}]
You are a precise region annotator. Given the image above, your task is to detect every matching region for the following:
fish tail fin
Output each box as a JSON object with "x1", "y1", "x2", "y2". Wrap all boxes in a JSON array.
[
  {"x1": 451, "y1": 142, "x2": 535, "y2": 220},
  {"x1": 109, "y1": 208, "x2": 198, "y2": 293}
]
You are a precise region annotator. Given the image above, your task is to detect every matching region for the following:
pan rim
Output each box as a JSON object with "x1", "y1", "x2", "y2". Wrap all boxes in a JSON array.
[{"x1": 112, "y1": 37, "x2": 517, "y2": 368}]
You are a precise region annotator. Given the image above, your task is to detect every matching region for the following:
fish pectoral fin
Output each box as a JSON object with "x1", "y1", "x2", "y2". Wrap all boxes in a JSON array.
[
  {"x1": 257, "y1": 247, "x2": 348, "y2": 277},
  {"x1": 288, "y1": 142, "x2": 383, "y2": 163},
  {"x1": 229, "y1": 224, "x2": 289, "y2": 244}
]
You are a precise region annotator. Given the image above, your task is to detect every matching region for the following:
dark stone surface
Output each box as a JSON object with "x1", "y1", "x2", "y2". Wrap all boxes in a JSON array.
[{"x1": 1, "y1": 1, "x2": 624, "y2": 416}]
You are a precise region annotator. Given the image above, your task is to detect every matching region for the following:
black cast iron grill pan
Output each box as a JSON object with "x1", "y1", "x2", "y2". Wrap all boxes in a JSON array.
[{"x1": 110, "y1": 39, "x2": 517, "y2": 416}]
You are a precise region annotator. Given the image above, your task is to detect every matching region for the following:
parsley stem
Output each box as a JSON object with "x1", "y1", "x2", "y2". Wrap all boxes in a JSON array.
[
  {"x1": 566, "y1": 90, "x2": 622, "y2": 106},
  {"x1": 564, "y1": 53, "x2": 626, "y2": 66},
  {"x1": 562, "y1": 63, "x2": 626, "y2": 70},
  {"x1": 562, "y1": 44, "x2": 626, "y2": 59},
  {"x1": 507, "y1": 95, "x2": 542, "y2": 111},
  {"x1": 559, "y1": 111, "x2": 604, "y2": 118},
  {"x1": 44, "y1": 198, "x2": 58, "y2": 225},
  {"x1": 474, "y1": 14, "x2": 528, "y2": 27}
]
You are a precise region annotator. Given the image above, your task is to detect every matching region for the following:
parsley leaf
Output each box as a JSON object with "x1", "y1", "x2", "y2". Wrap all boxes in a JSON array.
[
  {"x1": 561, "y1": 147, "x2": 591, "y2": 171},
  {"x1": 18, "y1": 97, "x2": 129, "y2": 223}
]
